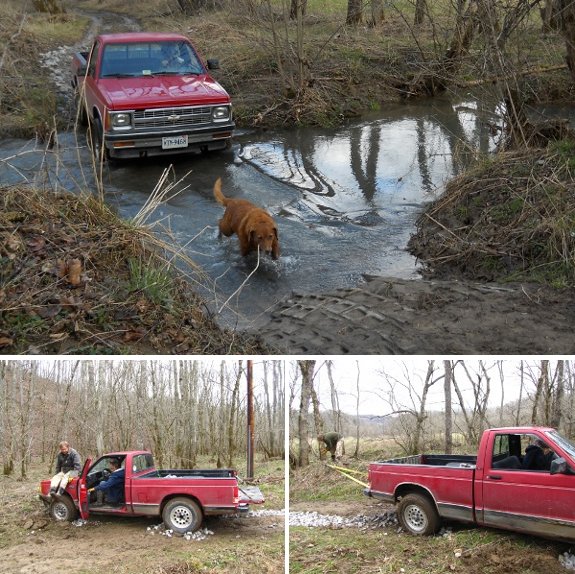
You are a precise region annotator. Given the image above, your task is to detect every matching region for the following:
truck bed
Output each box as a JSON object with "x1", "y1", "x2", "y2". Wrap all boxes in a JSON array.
[
  {"x1": 378, "y1": 454, "x2": 477, "y2": 468},
  {"x1": 139, "y1": 469, "x2": 236, "y2": 479}
]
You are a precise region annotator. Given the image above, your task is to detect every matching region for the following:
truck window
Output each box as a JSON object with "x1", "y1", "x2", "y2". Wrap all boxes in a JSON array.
[
  {"x1": 132, "y1": 453, "x2": 154, "y2": 473},
  {"x1": 100, "y1": 42, "x2": 203, "y2": 78}
]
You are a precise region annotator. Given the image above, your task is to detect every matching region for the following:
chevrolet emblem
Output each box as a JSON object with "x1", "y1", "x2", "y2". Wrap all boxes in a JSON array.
[{"x1": 168, "y1": 114, "x2": 180, "y2": 122}]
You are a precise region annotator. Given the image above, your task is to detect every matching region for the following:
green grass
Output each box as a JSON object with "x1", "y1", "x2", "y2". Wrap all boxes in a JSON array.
[{"x1": 128, "y1": 258, "x2": 174, "y2": 307}]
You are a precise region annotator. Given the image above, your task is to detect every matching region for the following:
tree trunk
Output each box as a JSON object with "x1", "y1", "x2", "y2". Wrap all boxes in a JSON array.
[
  {"x1": 557, "y1": 0, "x2": 575, "y2": 82},
  {"x1": 414, "y1": 0, "x2": 427, "y2": 26},
  {"x1": 444, "y1": 360, "x2": 453, "y2": 454},
  {"x1": 531, "y1": 360, "x2": 549, "y2": 424},
  {"x1": 290, "y1": 0, "x2": 307, "y2": 19},
  {"x1": 540, "y1": 0, "x2": 559, "y2": 32},
  {"x1": 551, "y1": 360, "x2": 565, "y2": 428},
  {"x1": 368, "y1": 0, "x2": 385, "y2": 27},
  {"x1": 346, "y1": 0, "x2": 363, "y2": 25},
  {"x1": 297, "y1": 360, "x2": 315, "y2": 467}
]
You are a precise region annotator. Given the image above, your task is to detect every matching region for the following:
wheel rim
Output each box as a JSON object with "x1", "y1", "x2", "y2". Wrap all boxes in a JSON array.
[
  {"x1": 169, "y1": 505, "x2": 195, "y2": 529},
  {"x1": 403, "y1": 503, "x2": 428, "y2": 533},
  {"x1": 52, "y1": 501, "x2": 69, "y2": 521}
]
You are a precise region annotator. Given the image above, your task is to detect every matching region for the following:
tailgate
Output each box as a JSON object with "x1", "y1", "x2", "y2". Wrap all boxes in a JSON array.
[{"x1": 238, "y1": 485, "x2": 265, "y2": 505}]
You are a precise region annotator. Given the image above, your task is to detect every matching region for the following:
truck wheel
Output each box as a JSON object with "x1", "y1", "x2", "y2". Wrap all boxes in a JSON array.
[
  {"x1": 162, "y1": 497, "x2": 203, "y2": 534},
  {"x1": 49, "y1": 496, "x2": 78, "y2": 522},
  {"x1": 74, "y1": 84, "x2": 88, "y2": 126},
  {"x1": 397, "y1": 493, "x2": 440, "y2": 536},
  {"x1": 88, "y1": 117, "x2": 111, "y2": 163}
]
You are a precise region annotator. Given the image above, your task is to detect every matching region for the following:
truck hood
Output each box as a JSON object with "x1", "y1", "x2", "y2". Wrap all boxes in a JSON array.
[{"x1": 98, "y1": 74, "x2": 230, "y2": 109}]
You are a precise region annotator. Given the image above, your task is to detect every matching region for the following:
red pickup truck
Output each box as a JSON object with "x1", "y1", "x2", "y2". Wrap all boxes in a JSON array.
[
  {"x1": 364, "y1": 426, "x2": 575, "y2": 542},
  {"x1": 71, "y1": 32, "x2": 234, "y2": 160},
  {"x1": 39, "y1": 450, "x2": 264, "y2": 533}
]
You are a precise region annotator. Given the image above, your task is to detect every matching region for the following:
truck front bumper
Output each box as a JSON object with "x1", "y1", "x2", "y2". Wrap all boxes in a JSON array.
[{"x1": 102, "y1": 122, "x2": 235, "y2": 159}]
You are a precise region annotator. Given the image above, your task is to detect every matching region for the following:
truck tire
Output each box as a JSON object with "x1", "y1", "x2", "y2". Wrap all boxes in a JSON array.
[
  {"x1": 162, "y1": 497, "x2": 203, "y2": 534},
  {"x1": 49, "y1": 495, "x2": 78, "y2": 523},
  {"x1": 74, "y1": 82, "x2": 88, "y2": 126},
  {"x1": 397, "y1": 493, "x2": 440, "y2": 536},
  {"x1": 88, "y1": 116, "x2": 110, "y2": 163}
]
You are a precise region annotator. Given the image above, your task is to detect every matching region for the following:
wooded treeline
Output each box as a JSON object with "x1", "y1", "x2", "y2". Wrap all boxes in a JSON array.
[
  {"x1": 291, "y1": 359, "x2": 575, "y2": 465},
  {"x1": 0, "y1": 359, "x2": 284, "y2": 478}
]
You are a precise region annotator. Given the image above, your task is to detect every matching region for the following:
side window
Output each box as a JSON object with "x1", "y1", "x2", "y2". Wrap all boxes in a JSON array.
[{"x1": 88, "y1": 42, "x2": 99, "y2": 77}]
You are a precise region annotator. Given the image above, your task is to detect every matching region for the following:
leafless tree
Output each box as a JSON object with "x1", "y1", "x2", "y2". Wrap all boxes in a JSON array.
[
  {"x1": 378, "y1": 361, "x2": 442, "y2": 455},
  {"x1": 452, "y1": 361, "x2": 492, "y2": 445}
]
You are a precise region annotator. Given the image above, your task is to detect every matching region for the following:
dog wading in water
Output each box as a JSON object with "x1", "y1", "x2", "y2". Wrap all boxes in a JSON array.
[{"x1": 213, "y1": 177, "x2": 280, "y2": 259}]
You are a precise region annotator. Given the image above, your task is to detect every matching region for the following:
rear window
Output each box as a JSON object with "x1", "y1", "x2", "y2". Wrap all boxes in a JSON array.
[{"x1": 132, "y1": 453, "x2": 155, "y2": 473}]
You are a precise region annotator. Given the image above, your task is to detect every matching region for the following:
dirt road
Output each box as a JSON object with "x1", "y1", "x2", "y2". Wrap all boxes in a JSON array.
[{"x1": 1, "y1": 485, "x2": 283, "y2": 574}]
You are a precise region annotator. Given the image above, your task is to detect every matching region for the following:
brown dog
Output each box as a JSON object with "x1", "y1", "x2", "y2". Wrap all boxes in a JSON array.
[{"x1": 213, "y1": 178, "x2": 280, "y2": 259}]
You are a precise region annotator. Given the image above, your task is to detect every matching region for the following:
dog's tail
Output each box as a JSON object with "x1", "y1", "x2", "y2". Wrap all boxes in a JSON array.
[{"x1": 213, "y1": 177, "x2": 229, "y2": 206}]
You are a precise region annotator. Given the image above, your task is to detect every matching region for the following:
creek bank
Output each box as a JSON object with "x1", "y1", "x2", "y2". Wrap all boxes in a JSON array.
[{"x1": 0, "y1": 186, "x2": 269, "y2": 354}]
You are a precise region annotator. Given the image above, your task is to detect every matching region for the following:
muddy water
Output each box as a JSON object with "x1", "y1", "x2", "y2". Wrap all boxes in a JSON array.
[{"x1": 0, "y1": 96, "x2": 498, "y2": 329}]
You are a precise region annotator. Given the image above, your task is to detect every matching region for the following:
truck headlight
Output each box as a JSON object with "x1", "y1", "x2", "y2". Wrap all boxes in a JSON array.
[
  {"x1": 212, "y1": 106, "x2": 230, "y2": 122},
  {"x1": 109, "y1": 112, "x2": 133, "y2": 130}
]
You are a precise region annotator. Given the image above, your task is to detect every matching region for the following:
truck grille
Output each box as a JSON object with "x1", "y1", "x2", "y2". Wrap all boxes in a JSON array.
[{"x1": 133, "y1": 106, "x2": 213, "y2": 129}]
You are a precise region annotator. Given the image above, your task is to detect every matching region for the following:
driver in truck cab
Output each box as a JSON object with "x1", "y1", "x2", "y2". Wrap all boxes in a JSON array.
[
  {"x1": 160, "y1": 43, "x2": 189, "y2": 71},
  {"x1": 89, "y1": 457, "x2": 125, "y2": 506}
]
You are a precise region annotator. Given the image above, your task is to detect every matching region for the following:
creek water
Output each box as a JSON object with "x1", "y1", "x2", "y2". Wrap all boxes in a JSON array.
[{"x1": 0, "y1": 96, "x2": 499, "y2": 329}]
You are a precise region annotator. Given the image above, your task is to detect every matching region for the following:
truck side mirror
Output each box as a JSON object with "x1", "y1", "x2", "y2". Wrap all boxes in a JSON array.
[
  {"x1": 206, "y1": 59, "x2": 220, "y2": 70},
  {"x1": 550, "y1": 457, "x2": 567, "y2": 475},
  {"x1": 77, "y1": 64, "x2": 87, "y2": 77}
]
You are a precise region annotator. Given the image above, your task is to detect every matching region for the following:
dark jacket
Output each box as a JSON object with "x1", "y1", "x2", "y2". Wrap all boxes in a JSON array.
[
  {"x1": 522, "y1": 444, "x2": 546, "y2": 470},
  {"x1": 56, "y1": 448, "x2": 82, "y2": 473},
  {"x1": 95, "y1": 468, "x2": 125, "y2": 503},
  {"x1": 321, "y1": 432, "x2": 342, "y2": 452}
]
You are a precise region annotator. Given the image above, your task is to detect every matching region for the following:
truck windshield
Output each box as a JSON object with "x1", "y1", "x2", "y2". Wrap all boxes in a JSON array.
[
  {"x1": 100, "y1": 41, "x2": 204, "y2": 78},
  {"x1": 546, "y1": 430, "x2": 575, "y2": 459}
]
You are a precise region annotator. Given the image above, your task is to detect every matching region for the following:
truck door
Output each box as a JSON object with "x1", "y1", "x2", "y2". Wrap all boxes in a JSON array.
[
  {"x1": 479, "y1": 433, "x2": 575, "y2": 540},
  {"x1": 77, "y1": 457, "x2": 93, "y2": 520}
]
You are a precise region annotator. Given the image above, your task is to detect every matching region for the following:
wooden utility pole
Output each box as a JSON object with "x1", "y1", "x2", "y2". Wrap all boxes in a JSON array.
[{"x1": 246, "y1": 360, "x2": 254, "y2": 479}]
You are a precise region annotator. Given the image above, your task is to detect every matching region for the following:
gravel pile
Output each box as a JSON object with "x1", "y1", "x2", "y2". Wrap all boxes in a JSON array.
[
  {"x1": 289, "y1": 510, "x2": 397, "y2": 530},
  {"x1": 146, "y1": 523, "x2": 215, "y2": 541},
  {"x1": 560, "y1": 552, "x2": 575, "y2": 571}
]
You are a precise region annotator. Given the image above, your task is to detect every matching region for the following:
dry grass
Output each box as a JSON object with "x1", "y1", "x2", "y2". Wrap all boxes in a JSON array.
[
  {"x1": 408, "y1": 141, "x2": 575, "y2": 287},
  {"x1": 0, "y1": 185, "x2": 271, "y2": 354}
]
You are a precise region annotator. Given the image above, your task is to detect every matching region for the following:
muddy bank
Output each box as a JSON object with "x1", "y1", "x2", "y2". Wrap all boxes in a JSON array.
[{"x1": 253, "y1": 276, "x2": 575, "y2": 355}]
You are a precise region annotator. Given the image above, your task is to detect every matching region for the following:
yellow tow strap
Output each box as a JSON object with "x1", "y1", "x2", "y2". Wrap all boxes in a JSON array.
[{"x1": 326, "y1": 464, "x2": 368, "y2": 488}]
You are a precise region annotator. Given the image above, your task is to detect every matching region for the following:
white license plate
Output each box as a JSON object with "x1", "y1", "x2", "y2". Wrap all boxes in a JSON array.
[{"x1": 162, "y1": 135, "x2": 188, "y2": 150}]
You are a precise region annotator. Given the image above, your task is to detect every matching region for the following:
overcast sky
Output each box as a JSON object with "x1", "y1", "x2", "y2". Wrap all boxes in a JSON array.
[{"x1": 305, "y1": 358, "x2": 551, "y2": 417}]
